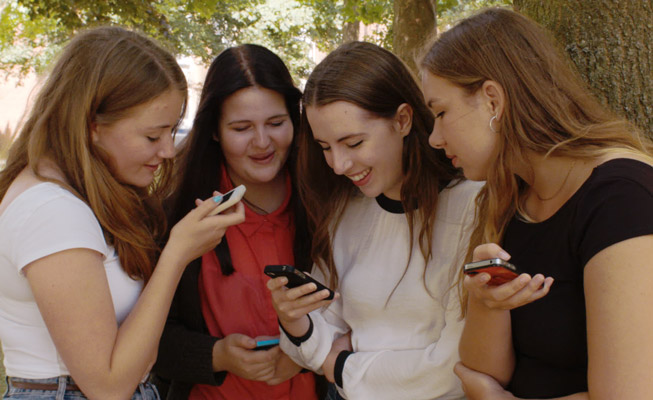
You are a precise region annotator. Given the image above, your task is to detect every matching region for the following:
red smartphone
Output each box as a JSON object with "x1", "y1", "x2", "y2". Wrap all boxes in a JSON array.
[
  {"x1": 264, "y1": 264, "x2": 335, "y2": 300},
  {"x1": 463, "y1": 258, "x2": 520, "y2": 286}
]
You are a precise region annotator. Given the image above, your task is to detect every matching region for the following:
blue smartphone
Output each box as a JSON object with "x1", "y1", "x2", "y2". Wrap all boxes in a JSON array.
[{"x1": 254, "y1": 338, "x2": 280, "y2": 351}]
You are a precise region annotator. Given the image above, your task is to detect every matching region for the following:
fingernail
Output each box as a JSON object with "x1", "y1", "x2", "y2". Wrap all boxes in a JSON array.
[
  {"x1": 498, "y1": 250, "x2": 510, "y2": 259},
  {"x1": 213, "y1": 195, "x2": 223, "y2": 203}
]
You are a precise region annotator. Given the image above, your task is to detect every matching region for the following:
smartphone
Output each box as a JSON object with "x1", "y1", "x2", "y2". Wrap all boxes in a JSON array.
[
  {"x1": 463, "y1": 258, "x2": 521, "y2": 286},
  {"x1": 254, "y1": 338, "x2": 280, "y2": 351},
  {"x1": 264, "y1": 264, "x2": 335, "y2": 300},
  {"x1": 208, "y1": 185, "x2": 246, "y2": 216}
]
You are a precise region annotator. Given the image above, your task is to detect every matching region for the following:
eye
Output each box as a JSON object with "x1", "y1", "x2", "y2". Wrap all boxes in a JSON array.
[
  {"x1": 435, "y1": 111, "x2": 445, "y2": 119},
  {"x1": 347, "y1": 140, "x2": 363, "y2": 148},
  {"x1": 232, "y1": 126, "x2": 250, "y2": 132},
  {"x1": 269, "y1": 120, "x2": 286, "y2": 127},
  {"x1": 320, "y1": 145, "x2": 331, "y2": 152},
  {"x1": 147, "y1": 136, "x2": 159, "y2": 142}
]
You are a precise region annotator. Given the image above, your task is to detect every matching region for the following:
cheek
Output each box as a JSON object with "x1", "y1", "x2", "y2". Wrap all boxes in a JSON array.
[{"x1": 273, "y1": 126, "x2": 294, "y2": 153}]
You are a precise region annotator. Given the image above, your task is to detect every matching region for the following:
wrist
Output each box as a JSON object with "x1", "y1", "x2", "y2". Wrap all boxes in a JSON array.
[{"x1": 211, "y1": 339, "x2": 226, "y2": 372}]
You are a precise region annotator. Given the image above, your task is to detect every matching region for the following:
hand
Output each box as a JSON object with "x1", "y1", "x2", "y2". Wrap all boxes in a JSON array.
[
  {"x1": 322, "y1": 332, "x2": 352, "y2": 383},
  {"x1": 265, "y1": 352, "x2": 303, "y2": 386},
  {"x1": 212, "y1": 333, "x2": 277, "y2": 381},
  {"x1": 466, "y1": 243, "x2": 554, "y2": 310},
  {"x1": 267, "y1": 275, "x2": 337, "y2": 337},
  {"x1": 165, "y1": 192, "x2": 245, "y2": 266},
  {"x1": 454, "y1": 362, "x2": 517, "y2": 400}
]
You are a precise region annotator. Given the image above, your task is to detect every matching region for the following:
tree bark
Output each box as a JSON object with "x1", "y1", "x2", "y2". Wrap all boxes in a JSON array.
[
  {"x1": 393, "y1": 0, "x2": 436, "y2": 75},
  {"x1": 514, "y1": 0, "x2": 653, "y2": 138}
]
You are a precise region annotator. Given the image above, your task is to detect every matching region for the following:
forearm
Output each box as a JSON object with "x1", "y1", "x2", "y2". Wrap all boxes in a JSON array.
[
  {"x1": 101, "y1": 247, "x2": 187, "y2": 396},
  {"x1": 459, "y1": 296, "x2": 515, "y2": 386}
]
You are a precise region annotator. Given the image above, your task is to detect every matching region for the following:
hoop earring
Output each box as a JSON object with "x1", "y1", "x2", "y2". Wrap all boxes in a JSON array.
[{"x1": 489, "y1": 115, "x2": 498, "y2": 133}]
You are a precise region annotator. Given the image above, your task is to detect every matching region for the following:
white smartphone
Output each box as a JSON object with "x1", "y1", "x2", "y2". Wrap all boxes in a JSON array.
[{"x1": 208, "y1": 185, "x2": 246, "y2": 216}]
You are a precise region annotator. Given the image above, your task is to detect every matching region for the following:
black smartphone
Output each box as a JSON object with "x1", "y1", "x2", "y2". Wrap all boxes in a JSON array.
[
  {"x1": 463, "y1": 258, "x2": 521, "y2": 286},
  {"x1": 264, "y1": 264, "x2": 335, "y2": 300},
  {"x1": 208, "y1": 185, "x2": 246, "y2": 216},
  {"x1": 254, "y1": 338, "x2": 280, "y2": 351}
]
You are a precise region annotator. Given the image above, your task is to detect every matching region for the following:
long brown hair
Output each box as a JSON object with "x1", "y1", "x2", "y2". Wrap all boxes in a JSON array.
[
  {"x1": 421, "y1": 8, "x2": 652, "y2": 286},
  {"x1": 299, "y1": 41, "x2": 458, "y2": 290},
  {"x1": 0, "y1": 26, "x2": 187, "y2": 282}
]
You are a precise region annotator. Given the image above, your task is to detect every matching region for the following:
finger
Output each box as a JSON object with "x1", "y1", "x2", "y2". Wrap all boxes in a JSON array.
[
  {"x1": 472, "y1": 243, "x2": 511, "y2": 262},
  {"x1": 231, "y1": 334, "x2": 257, "y2": 350},
  {"x1": 284, "y1": 283, "x2": 330, "y2": 301},
  {"x1": 267, "y1": 276, "x2": 289, "y2": 291},
  {"x1": 489, "y1": 273, "x2": 532, "y2": 302}
]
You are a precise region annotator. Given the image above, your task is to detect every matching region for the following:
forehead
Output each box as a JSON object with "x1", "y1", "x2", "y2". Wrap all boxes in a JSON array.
[
  {"x1": 221, "y1": 86, "x2": 287, "y2": 120},
  {"x1": 306, "y1": 101, "x2": 382, "y2": 141},
  {"x1": 421, "y1": 72, "x2": 469, "y2": 106}
]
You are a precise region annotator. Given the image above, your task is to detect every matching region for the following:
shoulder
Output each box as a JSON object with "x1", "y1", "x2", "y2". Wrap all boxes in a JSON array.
[
  {"x1": 2, "y1": 183, "x2": 108, "y2": 268},
  {"x1": 437, "y1": 179, "x2": 483, "y2": 222},
  {"x1": 582, "y1": 158, "x2": 653, "y2": 199}
]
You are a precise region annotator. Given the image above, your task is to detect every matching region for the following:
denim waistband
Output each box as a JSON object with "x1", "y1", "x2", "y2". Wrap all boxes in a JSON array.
[{"x1": 4, "y1": 376, "x2": 160, "y2": 399}]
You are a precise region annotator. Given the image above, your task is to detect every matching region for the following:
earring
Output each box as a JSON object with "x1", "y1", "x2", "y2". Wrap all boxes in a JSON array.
[{"x1": 489, "y1": 115, "x2": 498, "y2": 133}]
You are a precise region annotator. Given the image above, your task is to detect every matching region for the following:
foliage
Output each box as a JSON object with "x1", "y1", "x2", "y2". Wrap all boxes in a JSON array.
[{"x1": 0, "y1": 0, "x2": 512, "y2": 81}]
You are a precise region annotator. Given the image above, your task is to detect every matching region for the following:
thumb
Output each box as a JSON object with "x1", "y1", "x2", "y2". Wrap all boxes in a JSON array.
[
  {"x1": 233, "y1": 333, "x2": 256, "y2": 349},
  {"x1": 453, "y1": 362, "x2": 469, "y2": 379}
]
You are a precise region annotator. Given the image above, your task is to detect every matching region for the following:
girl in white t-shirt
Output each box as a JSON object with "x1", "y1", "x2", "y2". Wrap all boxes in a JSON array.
[
  {"x1": 267, "y1": 41, "x2": 481, "y2": 399},
  {"x1": 0, "y1": 27, "x2": 244, "y2": 399}
]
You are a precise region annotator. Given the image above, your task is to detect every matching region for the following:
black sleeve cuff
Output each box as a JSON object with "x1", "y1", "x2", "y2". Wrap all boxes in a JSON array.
[
  {"x1": 334, "y1": 350, "x2": 353, "y2": 389},
  {"x1": 279, "y1": 316, "x2": 313, "y2": 346}
]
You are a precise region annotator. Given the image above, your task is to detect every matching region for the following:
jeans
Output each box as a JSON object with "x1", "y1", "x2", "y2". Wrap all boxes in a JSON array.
[{"x1": 4, "y1": 376, "x2": 160, "y2": 400}]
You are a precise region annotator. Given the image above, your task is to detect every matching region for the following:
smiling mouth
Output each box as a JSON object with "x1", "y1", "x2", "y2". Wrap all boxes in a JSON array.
[
  {"x1": 250, "y1": 152, "x2": 274, "y2": 162},
  {"x1": 349, "y1": 168, "x2": 370, "y2": 182}
]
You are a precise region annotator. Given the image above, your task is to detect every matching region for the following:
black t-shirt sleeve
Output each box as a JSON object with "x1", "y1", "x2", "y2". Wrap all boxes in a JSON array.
[{"x1": 576, "y1": 175, "x2": 653, "y2": 267}]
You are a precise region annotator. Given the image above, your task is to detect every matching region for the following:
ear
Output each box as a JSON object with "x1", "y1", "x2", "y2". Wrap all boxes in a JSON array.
[
  {"x1": 394, "y1": 103, "x2": 413, "y2": 138},
  {"x1": 212, "y1": 130, "x2": 220, "y2": 143},
  {"x1": 480, "y1": 80, "x2": 506, "y2": 120},
  {"x1": 90, "y1": 123, "x2": 100, "y2": 143}
]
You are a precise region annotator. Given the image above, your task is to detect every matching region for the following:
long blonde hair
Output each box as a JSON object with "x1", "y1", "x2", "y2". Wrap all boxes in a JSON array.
[{"x1": 0, "y1": 27, "x2": 187, "y2": 282}]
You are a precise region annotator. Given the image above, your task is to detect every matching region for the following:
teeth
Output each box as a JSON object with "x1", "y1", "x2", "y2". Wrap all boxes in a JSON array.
[{"x1": 350, "y1": 168, "x2": 370, "y2": 182}]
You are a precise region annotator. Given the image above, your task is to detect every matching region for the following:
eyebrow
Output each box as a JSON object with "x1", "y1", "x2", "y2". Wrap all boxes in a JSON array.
[
  {"x1": 145, "y1": 123, "x2": 173, "y2": 130},
  {"x1": 226, "y1": 113, "x2": 289, "y2": 125},
  {"x1": 426, "y1": 99, "x2": 441, "y2": 108},
  {"x1": 315, "y1": 133, "x2": 364, "y2": 144}
]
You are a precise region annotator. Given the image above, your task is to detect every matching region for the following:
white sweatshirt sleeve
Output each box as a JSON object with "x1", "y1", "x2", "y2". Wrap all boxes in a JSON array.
[{"x1": 337, "y1": 289, "x2": 465, "y2": 400}]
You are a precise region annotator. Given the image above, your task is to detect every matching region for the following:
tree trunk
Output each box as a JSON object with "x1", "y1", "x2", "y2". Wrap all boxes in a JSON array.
[
  {"x1": 343, "y1": 20, "x2": 360, "y2": 43},
  {"x1": 393, "y1": 0, "x2": 436, "y2": 75},
  {"x1": 514, "y1": 0, "x2": 653, "y2": 138}
]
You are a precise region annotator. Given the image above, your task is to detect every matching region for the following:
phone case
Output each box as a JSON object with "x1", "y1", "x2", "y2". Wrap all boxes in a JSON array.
[
  {"x1": 254, "y1": 338, "x2": 280, "y2": 351},
  {"x1": 464, "y1": 259, "x2": 519, "y2": 286},
  {"x1": 264, "y1": 264, "x2": 335, "y2": 300},
  {"x1": 208, "y1": 185, "x2": 246, "y2": 216}
]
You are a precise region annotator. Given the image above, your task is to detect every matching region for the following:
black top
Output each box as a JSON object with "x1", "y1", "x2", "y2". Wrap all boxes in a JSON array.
[{"x1": 503, "y1": 159, "x2": 653, "y2": 398}]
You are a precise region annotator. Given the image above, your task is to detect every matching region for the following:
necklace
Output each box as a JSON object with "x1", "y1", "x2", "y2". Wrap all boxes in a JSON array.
[
  {"x1": 534, "y1": 160, "x2": 577, "y2": 201},
  {"x1": 242, "y1": 196, "x2": 270, "y2": 215}
]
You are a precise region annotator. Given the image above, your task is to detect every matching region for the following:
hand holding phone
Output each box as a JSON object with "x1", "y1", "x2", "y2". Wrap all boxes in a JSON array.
[
  {"x1": 208, "y1": 185, "x2": 246, "y2": 216},
  {"x1": 264, "y1": 264, "x2": 335, "y2": 300},
  {"x1": 463, "y1": 258, "x2": 521, "y2": 286}
]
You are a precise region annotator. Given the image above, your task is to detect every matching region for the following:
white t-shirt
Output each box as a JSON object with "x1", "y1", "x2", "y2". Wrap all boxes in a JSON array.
[
  {"x1": 280, "y1": 180, "x2": 482, "y2": 400},
  {"x1": 0, "y1": 183, "x2": 143, "y2": 378}
]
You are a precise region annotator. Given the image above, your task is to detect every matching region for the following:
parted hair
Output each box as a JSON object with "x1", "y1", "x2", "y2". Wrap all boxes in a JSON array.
[
  {"x1": 421, "y1": 7, "x2": 653, "y2": 268},
  {"x1": 0, "y1": 26, "x2": 187, "y2": 282},
  {"x1": 167, "y1": 44, "x2": 311, "y2": 273},
  {"x1": 298, "y1": 41, "x2": 458, "y2": 290}
]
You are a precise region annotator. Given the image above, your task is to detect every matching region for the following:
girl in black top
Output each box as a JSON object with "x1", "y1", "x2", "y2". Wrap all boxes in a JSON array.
[{"x1": 420, "y1": 7, "x2": 653, "y2": 400}]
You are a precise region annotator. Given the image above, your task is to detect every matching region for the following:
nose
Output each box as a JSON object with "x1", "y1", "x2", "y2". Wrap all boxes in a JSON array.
[
  {"x1": 428, "y1": 125, "x2": 445, "y2": 149},
  {"x1": 158, "y1": 131, "x2": 176, "y2": 159},
  {"x1": 330, "y1": 148, "x2": 353, "y2": 175},
  {"x1": 252, "y1": 126, "x2": 271, "y2": 149}
]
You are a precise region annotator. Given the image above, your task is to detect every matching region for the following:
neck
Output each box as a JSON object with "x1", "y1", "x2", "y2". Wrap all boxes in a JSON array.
[{"x1": 228, "y1": 170, "x2": 287, "y2": 215}]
